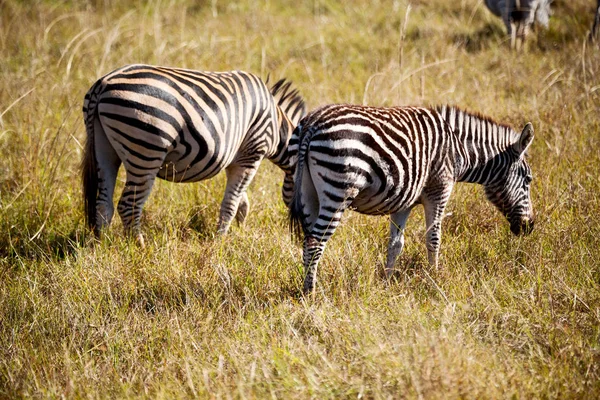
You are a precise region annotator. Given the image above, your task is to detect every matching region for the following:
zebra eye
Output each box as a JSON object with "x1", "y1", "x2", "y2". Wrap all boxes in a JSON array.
[{"x1": 524, "y1": 175, "x2": 532, "y2": 184}]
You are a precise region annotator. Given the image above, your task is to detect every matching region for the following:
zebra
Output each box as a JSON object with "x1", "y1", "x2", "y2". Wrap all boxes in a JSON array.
[
  {"x1": 484, "y1": 0, "x2": 552, "y2": 49},
  {"x1": 289, "y1": 104, "x2": 535, "y2": 293},
  {"x1": 591, "y1": 0, "x2": 600, "y2": 42},
  {"x1": 81, "y1": 64, "x2": 305, "y2": 245}
]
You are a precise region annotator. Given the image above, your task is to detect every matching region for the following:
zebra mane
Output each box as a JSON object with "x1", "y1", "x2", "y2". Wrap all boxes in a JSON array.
[
  {"x1": 434, "y1": 105, "x2": 520, "y2": 146},
  {"x1": 270, "y1": 79, "x2": 307, "y2": 125}
]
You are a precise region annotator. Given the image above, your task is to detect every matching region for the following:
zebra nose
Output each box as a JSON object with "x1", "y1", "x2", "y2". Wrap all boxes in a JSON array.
[
  {"x1": 522, "y1": 219, "x2": 534, "y2": 235},
  {"x1": 512, "y1": 219, "x2": 534, "y2": 235},
  {"x1": 510, "y1": 218, "x2": 534, "y2": 235}
]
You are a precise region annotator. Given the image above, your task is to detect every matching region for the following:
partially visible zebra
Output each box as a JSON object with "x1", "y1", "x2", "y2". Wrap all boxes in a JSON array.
[
  {"x1": 484, "y1": 0, "x2": 552, "y2": 49},
  {"x1": 82, "y1": 64, "x2": 305, "y2": 245},
  {"x1": 591, "y1": 0, "x2": 600, "y2": 42},
  {"x1": 289, "y1": 104, "x2": 535, "y2": 293}
]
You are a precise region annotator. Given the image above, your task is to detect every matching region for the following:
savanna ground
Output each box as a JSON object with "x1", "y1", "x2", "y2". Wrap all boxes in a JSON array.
[{"x1": 1, "y1": 0, "x2": 599, "y2": 398}]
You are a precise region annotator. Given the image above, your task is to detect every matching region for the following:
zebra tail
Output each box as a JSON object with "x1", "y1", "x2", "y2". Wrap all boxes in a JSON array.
[
  {"x1": 289, "y1": 123, "x2": 313, "y2": 241},
  {"x1": 81, "y1": 89, "x2": 99, "y2": 236}
]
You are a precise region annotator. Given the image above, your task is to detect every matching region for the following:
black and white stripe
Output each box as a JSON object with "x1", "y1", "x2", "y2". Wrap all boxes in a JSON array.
[
  {"x1": 289, "y1": 104, "x2": 535, "y2": 293},
  {"x1": 82, "y1": 64, "x2": 305, "y2": 244}
]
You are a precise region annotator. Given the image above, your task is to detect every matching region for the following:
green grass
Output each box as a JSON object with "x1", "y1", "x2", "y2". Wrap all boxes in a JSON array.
[{"x1": 1, "y1": 0, "x2": 599, "y2": 397}]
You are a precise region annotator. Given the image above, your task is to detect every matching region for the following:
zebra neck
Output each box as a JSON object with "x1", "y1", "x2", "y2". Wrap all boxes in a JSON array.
[
  {"x1": 267, "y1": 107, "x2": 295, "y2": 172},
  {"x1": 456, "y1": 146, "x2": 516, "y2": 185},
  {"x1": 439, "y1": 106, "x2": 519, "y2": 185}
]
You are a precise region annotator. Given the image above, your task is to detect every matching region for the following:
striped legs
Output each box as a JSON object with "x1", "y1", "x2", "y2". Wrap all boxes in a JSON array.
[
  {"x1": 117, "y1": 169, "x2": 160, "y2": 247},
  {"x1": 385, "y1": 209, "x2": 412, "y2": 277},
  {"x1": 302, "y1": 235, "x2": 325, "y2": 293},
  {"x1": 235, "y1": 192, "x2": 249, "y2": 225},
  {"x1": 217, "y1": 162, "x2": 260, "y2": 234},
  {"x1": 94, "y1": 120, "x2": 121, "y2": 236},
  {"x1": 421, "y1": 182, "x2": 453, "y2": 268},
  {"x1": 302, "y1": 189, "x2": 356, "y2": 293}
]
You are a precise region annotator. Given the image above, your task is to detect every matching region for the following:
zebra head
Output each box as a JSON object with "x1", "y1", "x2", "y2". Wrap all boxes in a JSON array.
[{"x1": 484, "y1": 123, "x2": 535, "y2": 235}]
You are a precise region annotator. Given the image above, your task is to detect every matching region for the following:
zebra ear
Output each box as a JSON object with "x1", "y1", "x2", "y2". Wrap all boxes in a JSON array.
[{"x1": 514, "y1": 122, "x2": 534, "y2": 156}]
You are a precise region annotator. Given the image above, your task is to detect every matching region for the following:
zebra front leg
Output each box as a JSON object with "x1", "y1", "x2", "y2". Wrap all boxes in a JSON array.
[
  {"x1": 235, "y1": 192, "x2": 249, "y2": 225},
  {"x1": 385, "y1": 208, "x2": 412, "y2": 278},
  {"x1": 422, "y1": 183, "x2": 453, "y2": 268},
  {"x1": 217, "y1": 162, "x2": 260, "y2": 234},
  {"x1": 117, "y1": 170, "x2": 159, "y2": 248}
]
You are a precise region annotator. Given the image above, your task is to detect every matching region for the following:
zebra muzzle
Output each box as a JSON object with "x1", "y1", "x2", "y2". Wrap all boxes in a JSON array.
[{"x1": 510, "y1": 218, "x2": 534, "y2": 235}]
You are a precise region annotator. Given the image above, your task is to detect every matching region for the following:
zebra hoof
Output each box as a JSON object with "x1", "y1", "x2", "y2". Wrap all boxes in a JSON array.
[
  {"x1": 136, "y1": 233, "x2": 145, "y2": 249},
  {"x1": 302, "y1": 280, "x2": 316, "y2": 295},
  {"x1": 384, "y1": 268, "x2": 396, "y2": 279},
  {"x1": 235, "y1": 203, "x2": 248, "y2": 225}
]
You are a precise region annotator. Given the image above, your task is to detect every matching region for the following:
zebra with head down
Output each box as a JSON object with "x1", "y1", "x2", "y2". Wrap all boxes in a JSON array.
[
  {"x1": 289, "y1": 104, "x2": 535, "y2": 293},
  {"x1": 82, "y1": 64, "x2": 305, "y2": 245}
]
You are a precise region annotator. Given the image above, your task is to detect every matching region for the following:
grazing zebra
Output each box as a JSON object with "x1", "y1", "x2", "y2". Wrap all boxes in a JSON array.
[
  {"x1": 289, "y1": 104, "x2": 535, "y2": 293},
  {"x1": 82, "y1": 64, "x2": 305, "y2": 245},
  {"x1": 484, "y1": 0, "x2": 552, "y2": 49}
]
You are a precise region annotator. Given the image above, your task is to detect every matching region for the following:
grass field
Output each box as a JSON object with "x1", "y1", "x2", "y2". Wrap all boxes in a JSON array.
[{"x1": 1, "y1": 0, "x2": 599, "y2": 398}]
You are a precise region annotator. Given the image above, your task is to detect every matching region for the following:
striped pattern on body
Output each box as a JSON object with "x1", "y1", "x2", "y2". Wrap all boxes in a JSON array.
[
  {"x1": 82, "y1": 64, "x2": 305, "y2": 243},
  {"x1": 289, "y1": 104, "x2": 535, "y2": 293}
]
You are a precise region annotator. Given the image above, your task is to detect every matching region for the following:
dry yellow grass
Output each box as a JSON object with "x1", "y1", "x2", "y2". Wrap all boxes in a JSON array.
[{"x1": 1, "y1": 0, "x2": 599, "y2": 398}]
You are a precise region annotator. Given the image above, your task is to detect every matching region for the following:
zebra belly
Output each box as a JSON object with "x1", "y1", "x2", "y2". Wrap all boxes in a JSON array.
[
  {"x1": 155, "y1": 124, "x2": 245, "y2": 183},
  {"x1": 350, "y1": 162, "x2": 430, "y2": 215},
  {"x1": 156, "y1": 148, "x2": 229, "y2": 182},
  {"x1": 351, "y1": 184, "x2": 423, "y2": 215}
]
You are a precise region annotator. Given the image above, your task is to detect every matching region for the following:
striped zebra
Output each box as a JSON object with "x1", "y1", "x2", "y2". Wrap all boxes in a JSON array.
[
  {"x1": 289, "y1": 104, "x2": 535, "y2": 293},
  {"x1": 484, "y1": 0, "x2": 552, "y2": 49},
  {"x1": 82, "y1": 64, "x2": 305, "y2": 245}
]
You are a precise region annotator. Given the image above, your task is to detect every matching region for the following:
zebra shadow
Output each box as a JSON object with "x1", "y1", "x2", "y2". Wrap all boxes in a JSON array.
[
  {"x1": 381, "y1": 252, "x2": 426, "y2": 282},
  {"x1": 186, "y1": 209, "x2": 216, "y2": 241},
  {"x1": 0, "y1": 229, "x2": 85, "y2": 264},
  {"x1": 452, "y1": 23, "x2": 506, "y2": 53}
]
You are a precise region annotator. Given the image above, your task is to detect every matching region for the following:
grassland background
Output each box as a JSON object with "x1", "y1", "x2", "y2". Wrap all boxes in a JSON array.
[{"x1": 1, "y1": 0, "x2": 599, "y2": 398}]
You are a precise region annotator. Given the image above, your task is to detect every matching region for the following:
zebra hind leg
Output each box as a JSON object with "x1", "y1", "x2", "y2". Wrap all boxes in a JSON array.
[
  {"x1": 385, "y1": 208, "x2": 412, "y2": 278},
  {"x1": 94, "y1": 118, "x2": 121, "y2": 236},
  {"x1": 235, "y1": 192, "x2": 249, "y2": 225},
  {"x1": 302, "y1": 190, "x2": 356, "y2": 294},
  {"x1": 217, "y1": 162, "x2": 260, "y2": 234},
  {"x1": 117, "y1": 169, "x2": 160, "y2": 248},
  {"x1": 421, "y1": 182, "x2": 453, "y2": 268}
]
